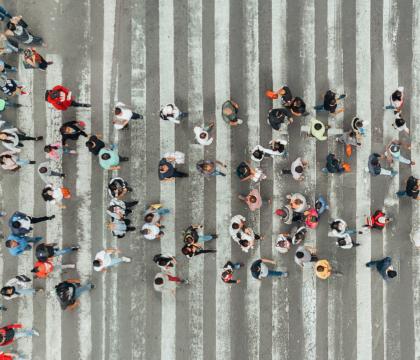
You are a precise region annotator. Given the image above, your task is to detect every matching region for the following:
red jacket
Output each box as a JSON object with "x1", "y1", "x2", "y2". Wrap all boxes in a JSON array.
[
  {"x1": 0, "y1": 324, "x2": 22, "y2": 346},
  {"x1": 47, "y1": 85, "x2": 73, "y2": 111},
  {"x1": 0, "y1": 351, "x2": 15, "y2": 360},
  {"x1": 33, "y1": 260, "x2": 54, "y2": 279}
]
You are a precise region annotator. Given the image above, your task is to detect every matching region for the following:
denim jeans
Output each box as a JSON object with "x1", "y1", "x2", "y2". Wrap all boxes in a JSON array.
[
  {"x1": 17, "y1": 288, "x2": 36, "y2": 296},
  {"x1": 106, "y1": 257, "x2": 124, "y2": 268},
  {"x1": 16, "y1": 159, "x2": 30, "y2": 166},
  {"x1": 0, "y1": 6, "x2": 11, "y2": 21},
  {"x1": 53, "y1": 247, "x2": 73, "y2": 257},
  {"x1": 385, "y1": 104, "x2": 395, "y2": 109},
  {"x1": 14, "y1": 329, "x2": 36, "y2": 340},
  {"x1": 157, "y1": 208, "x2": 170, "y2": 216},
  {"x1": 344, "y1": 229, "x2": 356, "y2": 235},
  {"x1": 392, "y1": 154, "x2": 411, "y2": 165},
  {"x1": 75, "y1": 283, "x2": 93, "y2": 299},
  {"x1": 210, "y1": 170, "x2": 225, "y2": 176},
  {"x1": 267, "y1": 270, "x2": 286, "y2": 277},
  {"x1": 198, "y1": 235, "x2": 214, "y2": 242}
]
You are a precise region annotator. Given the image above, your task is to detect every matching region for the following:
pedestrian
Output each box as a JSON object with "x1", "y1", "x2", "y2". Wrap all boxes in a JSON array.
[
  {"x1": 294, "y1": 246, "x2": 318, "y2": 268},
  {"x1": 153, "y1": 254, "x2": 176, "y2": 271},
  {"x1": 107, "y1": 219, "x2": 136, "y2": 238},
  {"x1": 193, "y1": 122, "x2": 214, "y2": 145},
  {"x1": 396, "y1": 176, "x2": 420, "y2": 199},
  {"x1": 322, "y1": 153, "x2": 350, "y2": 174},
  {"x1": 55, "y1": 279, "x2": 94, "y2": 311},
  {"x1": 0, "y1": 77, "x2": 27, "y2": 97},
  {"x1": 289, "y1": 97, "x2": 306, "y2": 117},
  {"x1": 385, "y1": 86, "x2": 404, "y2": 112},
  {"x1": 314, "y1": 90, "x2": 346, "y2": 114},
  {"x1": 5, "y1": 233, "x2": 42, "y2": 256},
  {"x1": 268, "y1": 139, "x2": 288, "y2": 157},
  {"x1": 59, "y1": 120, "x2": 88, "y2": 145},
  {"x1": 153, "y1": 272, "x2": 188, "y2": 295},
  {"x1": 5, "y1": 16, "x2": 44, "y2": 46},
  {"x1": 0, "y1": 33, "x2": 19, "y2": 55},
  {"x1": 41, "y1": 183, "x2": 71, "y2": 209},
  {"x1": 0, "y1": 6, "x2": 12, "y2": 22},
  {"x1": 384, "y1": 140, "x2": 415, "y2": 166},
  {"x1": 265, "y1": 85, "x2": 293, "y2": 106},
  {"x1": 266, "y1": 107, "x2": 293, "y2": 130},
  {"x1": 181, "y1": 243, "x2": 216, "y2": 258},
  {"x1": 1, "y1": 275, "x2": 42, "y2": 300},
  {"x1": 286, "y1": 192, "x2": 308, "y2": 214},
  {"x1": 307, "y1": 118, "x2": 328, "y2": 141},
  {"x1": 0, "y1": 351, "x2": 24, "y2": 360},
  {"x1": 0, "y1": 324, "x2": 39, "y2": 347},
  {"x1": 140, "y1": 222, "x2": 163, "y2": 240},
  {"x1": 93, "y1": 248, "x2": 131, "y2": 272},
  {"x1": 236, "y1": 161, "x2": 266, "y2": 183},
  {"x1": 0, "y1": 128, "x2": 42, "y2": 153},
  {"x1": 392, "y1": 112, "x2": 409, "y2": 134},
  {"x1": 304, "y1": 208, "x2": 319, "y2": 229},
  {"x1": 113, "y1": 102, "x2": 143, "y2": 130},
  {"x1": 236, "y1": 230, "x2": 258, "y2": 253},
  {"x1": 45, "y1": 86, "x2": 90, "y2": 111},
  {"x1": 44, "y1": 142, "x2": 77, "y2": 161},
  {"x1": 366, "y1": 256, "x2": 397, "y2": 280},
  {"x1": 229, "y1": 214, "x2": 246, "y2": 241},
  {"x1": 144, "y1": 204, "x2": 170, "y2": 224},
  {"x1": 250, "y1": 143, "x2": 286, "y2": 162},
  {"x1": 35, "y1": 243, "x2": 79, "y2": 262},
  {"x1": 351, "y1": 117, "x2": 368, "y2": 136},
  {"x1": 366, "y1": 152, "x2": 397, "y2": 177},
  {"x1": 0, "y1": 150, "x2": 35, "y2": 171},
  {"x1": 315, "y1": 259, "x2": 333, "y2": 280},
  {"x1": 274, "y1": 233, "x2": 292, "y2": 254},
  {"x1": 107, "y1": 198, "x2": 137, "y2": 221},
  {"x1": 85, "y1": 134, "x2": 105, "y2": 156},
  {"x1": 221, "y1": 261, "x2": 243, "y2": 284},
  {"x1": 336, "y1": 233, "x2": 360, "y2": 249},
  {"x1": 291, "y1": 226, "x2": 307, "y2": 245},
  {"x1": 315, "y1": 195, "x2": 329, "y2": 216},
  {"x1": 222, "y1": 100, "x2": 242, "y2": 126},
  {"x1": 22, "y1": 47, "x2": 52, "y2": 70},
  {"x1": 183, "y1": 225, "x2": 217, "y2": 244},
  {"x1": 0, "y1": 59, "x2": 16, "y2": 75},
  {"x1": 282, "y1": 157, "x2": 308, "y2": 181},
  {"x1": 108, "y1": 176, "x2": 133, "y2": 199},
  {"x1": 196, "y1": 159, "x2": 227, "y2": 176},
  {"x1": 159, "y1": 104, "x2": 187, "y2": 124},
  {"x1": 336, "y1": 130, "x2": 362, "y2": 153},
  {"x1": 328, "y1": 218, "x2": 357, "y2": 238},
  {"x1": 274, "y1": 205, "x2": 294, "y2": 224},
  {"x1": 250, "y1": 258, "x2": 288, "y2": 280},
  {"x1": 31, "y1": 259, "x2": 75, "y2": 279},
  {"x1": 238, "y1": 188, "x2": 270, "y2": 211},
  {"x1": 8, "y1": 211, "x2": 54, "y2": 236},
  {"x1": 99, "y1": 144, "x2": 129, "y2": 171},
  {"x1": 363, "y1": 210, "x2": 392, "y2": 230},
  {"x1": 37, "y1": 161, "x2": 65, "y2": 183},
  {"x1": 159, "y1": 153, "x2": 188, "y2": 181}
]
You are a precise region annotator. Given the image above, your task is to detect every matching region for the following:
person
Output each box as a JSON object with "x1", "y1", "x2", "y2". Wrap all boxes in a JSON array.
[
  {"x1": 0, "y1": 77, "x2": 28, "y2": 96},
  {"x1": 322, "y1": 153, "x2": 350, "y2": 174},
  {"x1": 55, "y1": 279, "x2": 94, "y2": 311},
  {"x1": 289, "y1": 97, "x2": 306, "y2": 117},
  {"x1": 0, "y1": 60, "x2": 16, "y2": 75},
  {"x1": 336, "y1": 130, "x2": 362, "y2": 154},
  {"x1": 304, "y1": 208, "x2": 319, "y2": 229},
  {"x1": 159, "y1": 154, "x2": 188, "y2": 181},
  {"x1": 236, "y1": 228, "x2": 260, "y2": 253},
  {"x1": 22, "y1": 47, "x2": 52, "y2": 70},
  {"x1": 140, "y1": 222, "x2": 164, "y2": 240},
  {"x1": 250, "y1": 258, "x2": 288, "y2": 280},
  {"x1": 108, "y1": 176, "x2": 133, "y2": 199},
  {"x1": 85, "y1": 134, "x2": 105, "y2": 156},
  {"x1": 238, "y1": 188, "x2": 270, "y2": 211},
  {"x1": 294, "y1": 246, "x2": 318, "y2": 268},
  {"x1": 287, "y1": 193, "x2": 308, "y2": 214},
  {"x1": 108, "y1": 198, "x2": 138, "y2": 221},
  {"x1": 250, "y1": 143, "x2": 286, "y2": 162},
  {"x1": 44, "y1": 142, "x2": 76, "y2": 161},
  {"x1": 160, "y1": 104, "x2": 187, "y2": 124},
  {"x1": 183, "y1": 225, "x2": 217, "y2": 244},
  {"x1": 351, "y1": 117, "x2": 368, "y2": 136},
  {"x1": 113, "y1": 102, "x2": 143, "y2": 130},
  {"x1": 236, "y1": 161, "x2": 266, "y2": 183},
  {"x1": 0, "y1": 324, "x2": 39, "y2": 347},
  {"x1": 196, "y1": 159, "x2": 227, "y2": 176},
  {"x1": 45, "y1": 86, "x2": 90, "y2": 111},
  {"x1": 5, "y1": 16, "x2": 44, "y2": 46},
  {"x1": 229, "y1": 214, "x2": 246, "y2": 241},
  {"x1": 274, "y1": 205, "x2": 294, "y2": 225},
  {"x1": 315, "y1": 195, "x2": 329, "y2": 216},
  {"x1": 274, "y1": 233, "x2": 292, "y2": 254},
  {"x1": 194, "y1": 122, "x2": 214, "y2": 145},
  {"x1": 0, "y1": 6, "x2": 12, "y2": 22},
  {"x1": 221, "y1": 261, "x2": 243, "y2": 284},
  {"x1": 0, "y1": 150, "x2": 35, "y2": 171},
  {"x1": 314, "y1": 90, "x2": 346, "y2": 114},
  {"x1": 0, "y1": 351, "x2": 24, "y2": 360},
  {"x1": 0, "y1": 128, "x2": 42, "y2": 152},
  {"x1": 0, "y1": 33, "x2": 20, "y2": 55},
  {"x1": 268, "y1": 139, "x2": 288, "y2": 157},
  {"x1": 366, "y1": 153, "x2": 397, "y2": 177},
  {"x1": 336, "y1": 233, "x2": 360, "y2": 249},
  {"x1": 366, "y1": 256, "x2": 397, "y2": 280},
  {"x1": 59, "y1": 120, "x2": 88, "y2": 145},
  {"x1": 37, "y1": 161, "x2": 65, "y2": 183},
  {"x1": 392, "y1": 112, "x2": 409, "y2": 134},
  {"x1": 397, "y1": 176, "x2": 420, "y2": 199},
  {"x1": 265, "y1": 85, "x2": 293, "y2": 105},
  {"x1": 222, "y1": 100, "x2": 242, "y2": 126},
  {"x1": 41, "y1": 184, "x2": 71, "y2": 209},
  {"x1": 384, "y1": 140, "x2": 415, "y2": 166},
  {"x1": 154, "y1": 272, "x2": 188, "y2": 294},
  {"x1": 182, "y1": 243, "x2": 216, "y2": 258},
  {"x1": 31, "y1": 259, "x2": 75, "y2": 279},
  {"x1": 266, "y1": 107, "x2": 292, "y2": 130},
  {"x1": 93, "y1": 248, "x2": 131, "y2": 272},
  {"x1": 291, "y1": 226, "x2": 307, "y2": 245},
  {"x1": 307, "y1": 118, "x2": 328, "y2": 141},
  {"x1": 5, "y1": 233, "x2": 42, "y2": 256},
  {"x1": 315, "y1": 259, "x2": 334, "y2": 280},
  {"x1": 107, "y1": 219, "x2": 136, "y2": 238},
  {"x1": 282, "y1": 157, "x2": 308, "y2": 181},
  {"x1": 364, "y1": 210, "x2": 392, "y2": 230},
  {"x1": 99, "y1": 144, "x2": 128, "y2": 171},
  {"x1": 385, "y1": 87, "x2": 404, "y2": 112},
  {"x1": 144, "y1": 204, "x2": 170, "y2": 224},
  {"x1": 35, "y1": 243, "x2": 79, "y2": 262},
  {"x1": 153, "y1": 254, "x2": 176, "y2": 271},
  {"x1": 328, "y1": 218, "x2": 357, "y2": 238},
  {"x1": 8, "y1": 211, "x2": 54, "y2": 236},
  {"x1": 1, "y1": 275, "x2": 41, "y2": 300}
]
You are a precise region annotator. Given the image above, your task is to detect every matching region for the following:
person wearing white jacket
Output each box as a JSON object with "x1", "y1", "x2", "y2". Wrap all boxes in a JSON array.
[
  {"x1": 0, "y1": 128, "x2": 42, "y2": 152},
  {"x1": 1, "y1": 275, "x2": 41, "y2": 300},
  {"x1": 194, "y1": 122, "x2": 214, "y2": 146},
  {"x1": 159, "y1": 104, "x2": 187, "y2": 124},
  {"x1": 113, "y1": 101, "x2": 143, "y2": 130},
  {"x1": 294, "y1": 246, "x2": 318, "y2": 268}
]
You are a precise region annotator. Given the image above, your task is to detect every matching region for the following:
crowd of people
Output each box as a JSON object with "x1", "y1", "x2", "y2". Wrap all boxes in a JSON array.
[{"x1": 0, "y1": 3, "x2": 418, "y2": 359}]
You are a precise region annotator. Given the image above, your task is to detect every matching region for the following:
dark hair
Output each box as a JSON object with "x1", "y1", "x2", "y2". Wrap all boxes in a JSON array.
[
  {"x1": 273, "y1": 143, "x2": 285, "y2": 153},
  {"x1": 337, "y1": 238, "x2": 347, "y2": 247},
  {"x1": 44, "y1": 145, "x2": 52, "y2": 153},
  {"x1": 101, "y1": 153, "x2": 111, "y2": 160},
  {"x1": 295, "y1": 166, "x2": 303, "y2": 174},
  {"x1": 39, "y1": 167, "x2": 47, "y2": 174},
  {"x1": 355, "y1": 120, "x2": 363, "y2": 128},
  {"x1": 330, "y1": 221, "x2": 340, "y2": 230},
  {"x1": 295, "y1": 232, "x2": 304, "y2": 241},
  {"x1": 294, "y1": 98, "x2": 302, "y2": 107},
  {"x1": 48, "y1": 90, "x2": 60, "y2": 100},
  {"x1": 392, "y1": 90, "x2": 402, "y2": 101},
  {"x1": 296, "y1": 251, "x2": 304, "y2": 259},
  {"x1": 11, "y1": 221, "x2": 21, "y2": 229},
  {"x1": 315, "y1": 201, "x2": 321, "y2": 210},
  {"x1": 115, "y1": 107, "x2": 122, "y2": 115},
  {"x1": 7, "y1": 21, "x2": 16, "y2": 31},
  {"x1": 0, "y1": 286, "x2": 14, "y2": 296},
  {"x1": 42, "y1": 188, "x2": 54, "y2": 202},
  {"x1": 249, "y1": 195, "x2": 257, "y2": 203},
  {"x1": 144, "y1": 214, "x2": 154, "y2": 223},
  {"x1": 31, "y1": 267, "x2": 39, "y2": 273},
  {"x1": 153, "y1": 254, "x2": 162, "y2": 263},
  {"x1": 93, "y1": 260, "x2": 101, "y2": 267},
  {"x1": 199, "y1": 133, "x2": 206, "y2": 139},
  {"x1": 85, "y1": 140, "x2": 94, "y2": 149},
  {"x1": 388, "y1": 270, "x2": 397, "y2": 278},
  {"x1": 5, "y1": 240, "x2": 12, "y2": 248},
  {"x1": 332, "y1": 158, "x2": 339, "y2": 167},
  {"x1": 370, "y1": 157, "x2": 379, "y2": 166},
  {"x1": 232, "y1": 223, "x2": 240, "y2": 230},
  {"x1": 154, "y1": 277, "x2": 164, "y2": 285},
  {"x1": 253, "y1": 149, "x2": 263, "y2": 159},
  {"x1": 314, "y1": 123, "x2": 322, "y2": 131},
  {"x1": 182, "y1": 246, "x2": 192, "y2": 255},
  {"x1": 140, "y1": 229, "x2": 149, "y2": 235},
  {"x1": 239, "y1": 239, "x2": 249, "y2": 247},
  {"x1": 316, "y1": 265, "x2": 325, "y2": 272}
]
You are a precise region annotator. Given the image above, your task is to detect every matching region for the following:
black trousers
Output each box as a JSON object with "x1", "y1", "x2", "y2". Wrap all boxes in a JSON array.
[{"x1": 30, "y1": 216, "x2": 50, "y2": 224}]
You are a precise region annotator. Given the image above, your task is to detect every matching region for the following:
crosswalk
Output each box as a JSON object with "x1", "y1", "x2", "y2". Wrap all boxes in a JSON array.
[{"x1": 0, "y1": 0, "x2": 419, "y2": 359}]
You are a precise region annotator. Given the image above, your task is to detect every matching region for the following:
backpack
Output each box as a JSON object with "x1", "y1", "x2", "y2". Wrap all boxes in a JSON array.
[
  {"x1": 183, "y1": 226, "x2": 199, "y2": 244},
  {"x1": 55, "y1": 281, "x2": 77, "y2": 310},
  {"x1": 35, "y1": 243, "x2": 55, "y2": 262}
]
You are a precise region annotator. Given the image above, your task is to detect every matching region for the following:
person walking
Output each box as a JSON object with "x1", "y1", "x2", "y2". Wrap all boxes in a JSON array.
[
  {"x1": 313, "y1": 90, "x2": 346, "y2": 115},
  {"x1": 46, "y1": 86, "x2": 91, "y2": 111},
  {"x1": 363, "y1": 210, "x2": 392, "y2": 230},
  {"x1": 221, "y1": 261, "x2": 243, "y2": 284},
  {"x1": 250, "y1": 144, "x2": 285, "y2": 162},
  {"x1": 5, "y1": 233, "x2": 42, "y2": 256},
  {"x1": 35, "y1": 243, "x2": 79, "y2": 262},
  {"x1": 93, "y1": 248, "x2": 131, "y2": 272},
  {"x1": 44, "y1": 142, "x2": 77, "y2": 161},
  {"x1": 315, "y1": 259, "x2": 335, "y2": 280},
  {"x1": 351, "y1": 117, "x2": 368, "y2": 136},
  {"x1": 113, "y1": 102, "x2": 143, "y2": 130},
  {"x1": 366, "y1": 257, "x2": 397, "y2": 280},
  {"x1": 0, "y1": 59, "x2": 16, "y2": 75},
  {"x1": 0, "y1": 150, "x2": 36, "y2": 171},
  {"x1": 236, "y1": 161, "x2": 266, "y2": 183},
  {"x1": 85, "y1": 134, "x2": 105, "y2": 156},
  {"x1": 274, "y1": 233, "x2": 292, "y2": 254},
  {"x1": 160, "y1": 104, "x2": 187, "y2": 124},
  {"x1": 282, "y1": 157, "x2": 308, "y2": 181},
  {"x1": 107, "y1": 219, "x2": 136, "y2": 238},
  {"x1": 266, "y1": 107, "x2": 293, "y2": 130},
  {"x1": 153, "y1": 254, "x2": 176, "y2": 271},
  {"x1": 250, "y1": 258, "x2": 288, "y2": 280},
  {"x1": 31, "y1": 259, "x2": 75, "y2": 279},
  {"x1": 0, "y1": 77, "x2": 28, "y2": 97},
  {"x1": 222, "y1": 100, "x2": 242, "y2": 126},
  {"x1": 322, "y1": 153, "x2": 350, "y2": 174},
  {"x1": 41, "y1": 183, "x2": 71, "y2": 209},
  {"x1": 238, "y1": 188, "x2": 270, "y2": 211},
  {"x1": 22, "y1": 47, "x2": 52, "y2": 71},
  {"x1": 37, "y1": 161, "x2": 65, "y2": 183},
  {"x1": 181, "y1": 243, "x2": 216, "y2": 258},
  {"x1": 294, "y1": 246, "x2": 318, "y2": 268},
  {"x1": 307, "y1": 118, "x2": 328, "y2": 141},
  {"x1": 140, "y1": 222, "x2": 164, "y2": 240},
  {"x1": 55, "y1": 279, "x2": 94, "y2": 311},
  {"x1": 0, "y1": 128, "x2": 42, "y2": 152},
  {"x1": 366, "y1": 152, "x2": 397, "y2": 177},
  {"x1": 384, "y1": 86, "x2": 404, "y2": 112},
  {"x1": 392, "y1": 112, "x2": 409, "y2": 134},
  {"x1": 99, "y1": 144, "x2": 129, "y2": 171},
  {"x1": 384, "y1": 140, "x2": 415, "y2": 166},
  {"x1": 5, "y1": 16, "x2": 44, "y2": 46},
  {"x1": 59, "y1": 120, "x2": 88, "y2": 145},
  {"x1": 183, "y1": 224, "x2": 217, "y2": 244},
  {"x1": 196, "y1": 159, "x2": 227, "y2": 177},
  {"x1": 0, "y1": 324, "x2": 39, "y2": 347},
  {"x1": 289, "y1": 97, "x2": 306, "y2": 117},
  {"x1": 153, "y1": 272, "x2": 188, "y2": 294},
  {"x1": 193, "y1": 122, "x2": 214, "y2": 145},
  {"x1": 396, "y1": 176, "x2": 420, "y2": 200},
  {"x1": 158, "y1": 154, "x2": 188, "y2": 182},
  {"x1": 8, "y1": 211, "x2": 54, "y2": 236},
  {"x1": 1, "y1": 275, "x2": 42, "y2": 300},
  {"x1": 108, "y1": 176, "x2": 133, "y2": 199}
]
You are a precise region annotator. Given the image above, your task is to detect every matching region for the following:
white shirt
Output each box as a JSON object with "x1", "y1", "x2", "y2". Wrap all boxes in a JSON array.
[
  {"x1": 160, "y1": 104, "x2": 181, "y2": 124},
  {"x1": 291, "y1": 157, "x2": 304, "y2": 180},
  {"x1": 229, "y1": 215, "x2": 245, "y2": 241},
  {"x1": 114, "y1": 102, "x2": 133, "y2": 130},
  {"x1": 194, "y1": 126, "x2": 213, "y2": 146},
  {"x1": 336, "y1": 233, "x2": 353, "y2": 249},
  {"x1": 141, "y1": 223, "x2": 161, "y2": 240},
  {"x1": 259, "y1": 263, "x2": 269, "y2": 278},
  {"x1": 93, "y1": 250, "x2": 112, "y2": 271}
]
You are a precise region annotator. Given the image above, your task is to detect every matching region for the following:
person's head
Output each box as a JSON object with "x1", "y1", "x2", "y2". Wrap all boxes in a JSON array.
[
  {"x1": 101, "y1": 153, "x2": 111, "y2": 161},
  {"x1": 295, "y1": 165, "x2": 304, "y2": 174},
  {"x1": 11, "y1": 221, "x2": 21, "y2": 229},
  {"x1": 159, "y1": 164, "x2": 169, "y2": 173},
  {"x1": 392, "y1": 90, "x2": 402, "y2": 101},
  {"x1": 355, "y1": 120, "x2": 363, "y2": 128},
  {"x1": 0, "y1": 286, "x2": 15, "y2": 296},
  {"x1": 273, "y1": 142, "x2": 285, "y2": 153},
  {"x1": 47, "y1": 89, "x2": 60, "y2": 100},
  {"x1": 296, "y1": 251, "x2": 304, "y2": 259},
  {"x1": 314, "y1": 123, "x2": 322, "y2": 131},
  {"x1": 253, "y1": 149, "x2": 263, "y2": 159},
  {"x1": 44, "y1": 145, "x2": 53, "y2": 153},
  {"x1": 199, "y1": 132, "x2": 207, "y2": 139},
  {"x1": 182, "y1": 246, "x2": 192, "y2": 255},
  {"x1": 153, "y1": 254, "x2": 162, "y2": 263},
  {"x1": 92, "y1": 259, "x2": 101, "y2": 267},
  {"x1": 114, "y1": 107, "x2": 122, "y2": 115},
  {"x1": 279, "y1": 88, "x2": 286, "y2": 95},
  {"x1": 331, "y1": 221, "x2": 341, "y2": 230},
  {"x1": 317, "y1": 265, "x2": 325, "y2": 272},
  {"x1": 5, "y1": 239, "x2": 17, "y2": 248},
  {"x1": 293, "y1": 98, "x2": 302, "y2": 107},
  {"x1": 140, "y1": 229, "x2": 150, "y2": 236},
  {"x1": 6, "y1": 21, "x2": 16, "y2": 32},
  {"x1": 387, "y1": 269, "x2": 397, "y2": 278},
  {"x1": 293, "y1": 198, "x2": 303, "y2": 205},
  {"x1": 39, "y1": 166, "x2": 48, "y2": 174},
  {"x1": 239, "y1": 239, "x2": 249, "y2": 247},
  {"x1": 23, "y1": 48, "x2": 33, "y2": 58},
  {"x1": 370, "y1": 157, "x2": 379, "y2": 166},
  {"x1": 42, "y1": 187, "x2": 54, "y2": 202},
  {"x1": 85, "y1": 140, "x2": 95, "y2": 149},
  {"x1": 390, "y1": 144, "x2": 399, "y2": 153},
  {"x1": 337, "y1": 238, "x2": 347, "y2": 247},
  {"x1": 144, "y1": 213, "x2": 154, "y2": 223},
  {"x1": 154, "y1": 277, "x2": 164, "y2": 285},
  {"x1": 329, "y1": 98, "x2": 337, "y2": 106},
  {"x1": 232, "y1": 222, "x2": 240, "y2": 230},
  {"x1": 248, "y1": 195, "x2": 257, "y2": 204},
  {"x1": 184, "y1": 234, "x2": 195, "y2": 244},
  {"x1": 295, "y1": 232, "x2": 304, "y2": 241}
]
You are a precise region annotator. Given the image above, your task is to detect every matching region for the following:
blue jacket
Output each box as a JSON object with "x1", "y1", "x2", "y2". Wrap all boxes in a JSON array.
[
  {"x1": 8, "y1": 211, "x2": 32, "y2": 236},
  {"x1": 6, "y1": 234, "x2": 41, "y2": 256}
]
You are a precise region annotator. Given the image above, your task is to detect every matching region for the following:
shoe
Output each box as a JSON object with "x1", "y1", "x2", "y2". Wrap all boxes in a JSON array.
[
  {"x1": 48, "y1": 215, "x2": 55, "y2": 220},
  {"x1": 282, "y1": 272, "x2": 288, "y2": 278},
  {"x1": 32, "y1": 329, "x2": 40, "y2": 336},
  {"x1": 61, "y1": 174, "x2": 66, "y2": 178},
  {"x1": 181, "y1": 279, "x2": 189, "y2": 284},
  {"x1": 90, "y1": 284, "x2": 95, "y2": 289},
  {"x1": 35, "y1": 136, "x2": 43, "y2": 141},
  {"x1": 390, "y1": 170, "x2": 398, "y2": 177},
  {"x1": 10, "y1": 66, "x2": 17, "y2": 72},
  {"x1": 36, "y1": 288, "x2": 44, "y2": 294},
  {"x1": 139, "y1": 115, "x2": 144, "y2": 119},
  {"x1": 127, "y1": 187, "x2": 133, "y2": 192},
  {"x1": 71, "y1": 246, "x2": 80, "y2": 251},
  {"x1": 236, "y1": 119, "x2": 243, "y2": 125},
  {"x1": 122, "y1": 256, "x2": 132, "y2": 263},
  {"x1": 120, "y1": 157, "x2": 129, "y2": 162},
  {"x1": 82, "y1": 104, "x2": 91, "y2": 108},
  {"x1": 212, "y1": 234, "x2": 218, "y2": 239},
  {"x1": 29, "y1": 160, "x2": 36, "y2": 164}
]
